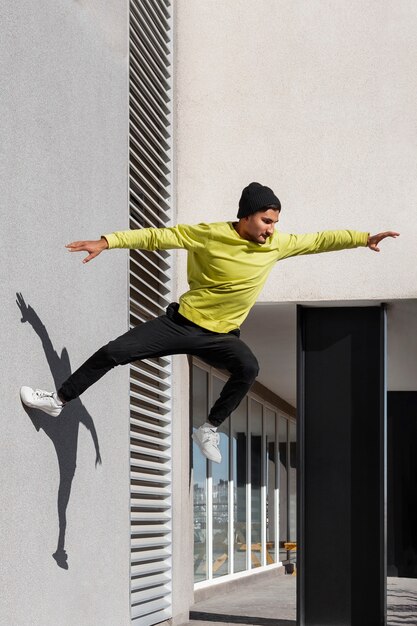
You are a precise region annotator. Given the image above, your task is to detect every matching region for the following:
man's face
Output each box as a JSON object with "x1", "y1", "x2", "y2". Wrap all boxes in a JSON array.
[{"x1": 241, "y1": 208, "x2": 280, "y2": 244}]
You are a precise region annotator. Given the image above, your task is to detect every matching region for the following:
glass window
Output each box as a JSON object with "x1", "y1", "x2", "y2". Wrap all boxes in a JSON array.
[
  {"x1": 279, "y1": 417, "x2": 288, "y2": 563},
  {"x1": 232, "y1": 399, "x2": 247, "y2": 573},
  {"x1": 192, "y1": 361, "x2": 294, "y2": 583},
  {"x1": 250, "y1": 399, "x2": 263, "y2": 568},
  {"x1": 192, "y1": 365, "x2": 208, "y2": 582},
  {"x1": 211, "y1": 377, "x2": 229, "y2": 578},
  {"x1": 265, "y1": 408, "x2": 277, "y2": 564}
]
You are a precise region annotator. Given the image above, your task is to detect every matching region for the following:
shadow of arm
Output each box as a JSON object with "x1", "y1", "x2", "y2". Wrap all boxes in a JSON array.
[{"x1": 79, "y1": 405, "x2": 102, "y2": 467}]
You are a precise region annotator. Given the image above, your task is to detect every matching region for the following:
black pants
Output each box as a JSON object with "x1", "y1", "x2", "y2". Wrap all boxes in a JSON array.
[{"x1": 58, "y1": 303, "x2": 259, "y2": 427}]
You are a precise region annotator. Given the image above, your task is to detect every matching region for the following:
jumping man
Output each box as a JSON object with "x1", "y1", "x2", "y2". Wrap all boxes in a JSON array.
[{"x1": 20, "y1": 182, "x2": 399, "y2": 463}]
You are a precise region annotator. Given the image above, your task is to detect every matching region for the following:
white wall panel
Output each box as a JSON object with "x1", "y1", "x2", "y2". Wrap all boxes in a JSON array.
[{"x1": 175, "y1": 0, "x2": 415, "y2": 304}]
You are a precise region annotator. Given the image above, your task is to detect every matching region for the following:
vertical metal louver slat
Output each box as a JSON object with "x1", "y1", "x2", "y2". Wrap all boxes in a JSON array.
[{"x1": 129, "y1": 1, "x2": 173, "y2": 624}]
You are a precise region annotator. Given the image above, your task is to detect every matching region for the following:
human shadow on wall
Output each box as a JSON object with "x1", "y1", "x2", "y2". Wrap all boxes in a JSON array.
[{"x1": 16, "y1": 293, "x2": 102, "y2": 570}]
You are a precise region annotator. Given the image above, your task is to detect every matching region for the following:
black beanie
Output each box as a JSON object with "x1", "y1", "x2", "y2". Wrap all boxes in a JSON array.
[{"x1": 237, "y1": 182, "x2": 281, "y2": 219}]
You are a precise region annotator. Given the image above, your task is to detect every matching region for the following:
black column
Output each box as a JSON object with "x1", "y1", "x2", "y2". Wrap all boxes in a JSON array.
[
  {"x1": 297, "y1": 306, "x2": 386, "y2": 626},
  {"x1": 387, "y1": 391, "x2": 417, "y2": 577}
]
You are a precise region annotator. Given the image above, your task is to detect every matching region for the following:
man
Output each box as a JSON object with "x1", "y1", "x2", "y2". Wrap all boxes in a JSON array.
[{"x1": 20, "y1": 182, "x2": 399, "y2": 463}]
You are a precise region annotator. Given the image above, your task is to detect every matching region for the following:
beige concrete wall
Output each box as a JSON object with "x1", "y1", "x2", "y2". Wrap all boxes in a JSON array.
[
  {"x1": 1, "y1": 2, "x2": 130, "y2": 624},
  {"x1": 174, "y1": 0, "x2": 415, "y2": 303},
  {"x1": 388, "y1": 300, "x2": 417, "y2": 390}
]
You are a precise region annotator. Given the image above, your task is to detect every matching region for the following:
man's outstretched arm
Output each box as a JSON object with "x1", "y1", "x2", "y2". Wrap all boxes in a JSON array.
[
  {"x1": 277, "y1": 229, "x2": 400, "y2": 260},
  {"x1": 66, "y1": 223, "x2": 212, "y2": 263}
]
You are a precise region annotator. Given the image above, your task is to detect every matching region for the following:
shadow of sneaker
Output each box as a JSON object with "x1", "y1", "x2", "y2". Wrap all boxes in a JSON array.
[{"x1": 52, "y1": 548, "x2": 68, "y2": 570}]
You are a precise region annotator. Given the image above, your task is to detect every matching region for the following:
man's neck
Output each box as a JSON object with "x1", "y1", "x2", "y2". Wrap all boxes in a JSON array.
[{"x1": 232, "y1": 220, "x2": 247, "y2": 240}]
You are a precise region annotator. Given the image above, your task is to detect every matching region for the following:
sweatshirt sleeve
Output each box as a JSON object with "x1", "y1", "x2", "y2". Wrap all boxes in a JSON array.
[
  {"x1": 276, "y1": 230, "x2": 369, "y2": 261},
  {"x1": 103, "y1": 223, "x2": 212, "y2": 251}
]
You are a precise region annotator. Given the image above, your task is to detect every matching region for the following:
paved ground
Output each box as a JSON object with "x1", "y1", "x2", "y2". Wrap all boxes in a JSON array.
[
  {"x1": 180, "y1": 575, "x2": 417, "y2": 625},
  {"x1": 387, "y1": 577, "x2": 417, "y2": 626}
]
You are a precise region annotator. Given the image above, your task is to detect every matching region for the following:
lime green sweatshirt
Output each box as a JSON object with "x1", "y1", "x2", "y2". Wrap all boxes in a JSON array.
[{"x1": 104, "y1": 223, "x2": 369, "y2": 333}]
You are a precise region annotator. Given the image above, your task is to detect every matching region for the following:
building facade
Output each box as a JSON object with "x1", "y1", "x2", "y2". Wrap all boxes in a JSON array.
[{"x1": 1, "y1": 1, "x2": 416, "y2": 625}]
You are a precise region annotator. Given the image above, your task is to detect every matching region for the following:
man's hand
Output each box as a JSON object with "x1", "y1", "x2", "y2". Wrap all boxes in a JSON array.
[
  {"x1": 65, "y1": 237, "x2": 109, "y2": 263},
  {"x1": 16, "y1": 292, "x2": 31, "y2": 323},
  {"x1": 367, "y1": 231, "x2": 400, "y2": 252}
]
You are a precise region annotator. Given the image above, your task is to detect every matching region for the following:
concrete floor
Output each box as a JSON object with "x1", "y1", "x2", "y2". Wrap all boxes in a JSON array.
[{"x1": 180, "y1": 575, "x2": 417, "y2": 625}]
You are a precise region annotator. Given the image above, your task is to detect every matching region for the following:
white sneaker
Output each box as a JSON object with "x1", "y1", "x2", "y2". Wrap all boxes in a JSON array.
[
  {"x1": 20, "y1": 386, "x2": 63, "y2": 417},
  {"x1": 192, "y1": 424, "x2": 221, "y2": 463}
]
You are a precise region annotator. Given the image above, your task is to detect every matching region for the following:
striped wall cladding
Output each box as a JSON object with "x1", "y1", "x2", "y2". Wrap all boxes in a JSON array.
[{"x1": 129, "y1": 0, "x2": 174, "y2": 624}]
